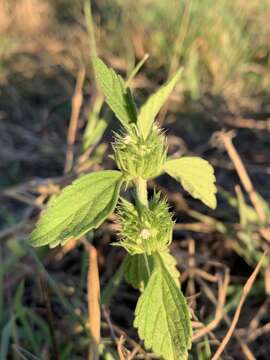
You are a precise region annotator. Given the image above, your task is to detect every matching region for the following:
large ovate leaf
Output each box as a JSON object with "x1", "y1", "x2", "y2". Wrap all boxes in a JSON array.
[
  {"x1": 124, "y1": 250, "x2": 179, "y2": 291},
  {"x1": 94, "y1": 57, "x2": 137, "y2": 127},
  {"x1": 137, "y1": 68, "x2": 183, "y2": 139},
  {"x1": 29, "y1": 171, "x2": 123, "y2": 247},
  {"x1": 164, "y1": 157, "x2": 217, "y2": 209},
  {"x1": 134, "y1": 255, "x2": 192, "y2": 360}
]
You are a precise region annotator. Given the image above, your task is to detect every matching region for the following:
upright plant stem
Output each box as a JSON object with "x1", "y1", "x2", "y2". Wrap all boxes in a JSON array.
[
  {"x1": 135, "y1": 177, "x2": 151, "y2": 278},
  {"x1": 143, "y1": 253, "x2": 151, "y2": 278},
  {"x1": 135, "y1": 177, "x2": 148, "y2": 209},
  {"x1": 125, "y1": 53, "x2": 149, "y2": 88},
  {"x1": 84, "y1": 0, "x2": 97, "y2": 70}
]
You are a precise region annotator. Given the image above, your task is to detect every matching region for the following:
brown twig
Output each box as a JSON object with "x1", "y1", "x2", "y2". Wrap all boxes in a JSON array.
[
  {"x1": 126, "y1": 345, "x2": 140, "y2": 360},
  {"x1": 117, "y1": 335, "x2": 128, "y2": 360},
  {"x1": 112, "y1": 324, "x2": 150, "y2": 359},
  {"x1": 249, "y1": 298, "x2": 270, "y2": 331},
  {"x1": 192, "y1": 269, "x2": 230, "y2": 341},
  {"x1": 195, "y1": 269, "x2": 255, "y2": 359},
  {"x1": 224, "y1": 116, "x2": 270, "y2": 131},
  {"x1": 187, "y1": 238, "x2": 196, "y2": 301},
  {"x1": 237, "y1": 339, "x2": 256, "y2": 360},
  {"x1": 82, "y1": 239, "x2": 100, "y2": 360},
  {"x1": 211, "y1": 251, "x2": 266, "y2": 360},
  {"x1": 246, "y1": 321, "x2": 270, "y2": 343},
  {"x1": 64, "y1": 68, "x2": 86, "y2": 174},
  {"x1": 40, "y1": 275, "x2": 59, "y2": 360},
  {"x1": 219, "y1": 131, "x2": 270, "y2": 241}
]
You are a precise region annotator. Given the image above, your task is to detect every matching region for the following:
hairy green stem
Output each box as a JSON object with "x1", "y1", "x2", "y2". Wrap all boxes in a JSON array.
[
  {"x1": 135, "y1": 177, "x2": 151, "y2": 278},
  {"x1": 135, "y1": 177, "x2": 148, "y2": 209},
  {"x1": 143, "y1": 253, "x2": 151, "y2": 278}
]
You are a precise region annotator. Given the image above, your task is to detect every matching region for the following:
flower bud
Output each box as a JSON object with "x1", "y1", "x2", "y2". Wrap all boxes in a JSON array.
[
  {"x1": 113, "y1": 124, "x2": 167, "y2": 180},
  {"x1": 115, "y1": 193, "x2": 174, "y2": 255}
]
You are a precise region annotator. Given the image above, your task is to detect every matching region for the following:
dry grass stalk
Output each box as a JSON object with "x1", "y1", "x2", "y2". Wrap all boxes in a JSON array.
[
  {"x1": 117, "y1": 335, "x2": 128, "y2": 360},
  {"x1": 82, "y1": 240, "x2": 100, "y2": 360},
  {"x1": 192, "y1": 270, "x2": 230, "y2": 341},
  {"x1": 64, "y1": 68, "x2": 86, "y2": 174},
  {"x1": 0, "y1": 0, "x2": 51, "y2": 34},
  {"x1": 211, "y1": 251, "x2": 266, "y2": 360},
  {"x1": 40, "y1": 276, "x2": 60, "y2": 360},
  {"x1": 196, "y1": 268, "x2": 256, "y2": 359},
  {"x1": 0, "y1": 0, "x2": 10, "y2": 33},
  {"x1": 219, "y1": 131, "x2": 270, "y2": 242}
]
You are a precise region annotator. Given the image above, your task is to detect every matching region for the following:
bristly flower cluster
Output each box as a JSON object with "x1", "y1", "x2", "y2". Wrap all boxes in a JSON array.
[
  {"x1": 115, "y1": 193, "x2": 174, "y2": 255},
  {"x1": 113, "y1": 124, "x2": 167, "y2": 180}
]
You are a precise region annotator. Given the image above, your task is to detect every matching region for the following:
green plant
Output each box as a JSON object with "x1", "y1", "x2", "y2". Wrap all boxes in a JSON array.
[{"x1": 29, "y1": 57, "x2": 217, "y2": 359}]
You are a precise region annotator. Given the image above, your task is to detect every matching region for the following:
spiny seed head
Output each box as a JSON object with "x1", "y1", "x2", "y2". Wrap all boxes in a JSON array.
[
  {"x1": 113, "y1": 124, "x2": 167, "y2": 180},
  {"x1": 115, "y1": 193, "x2": 174, "y2": 255}
]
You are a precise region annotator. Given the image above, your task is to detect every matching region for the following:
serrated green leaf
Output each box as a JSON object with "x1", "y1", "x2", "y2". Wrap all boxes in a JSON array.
[
  {"x1": 29, "y1": 171, "x2": 123, "y2": 247},
  {"x1": 94, "y1": 57, "x2": 137, "y2": 127},
  {"x1": 134, "y1": 255, "x2": 192, "y2": 360},
  {"x1": 164, "y1": 157, "x2": 217, "y2": 209},
  {"x1": 124, "y1": 250, "x2": 179, "y2": 291},
  {"x1": 137, "y1": 68, "x2": 183, "y2": 139}
]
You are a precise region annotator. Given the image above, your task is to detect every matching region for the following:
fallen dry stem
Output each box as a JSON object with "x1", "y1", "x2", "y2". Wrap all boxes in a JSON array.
[
  {"x1": 40, "y1": 276, "x2": 60, "y2": 360},
  {"x1": 192, "y1": 270, "x2": 230, "y2": 341},
  {"x1": 82, "y1": 239, "x2": 100, "y2": 360},
  {"x1": 220, "y1": 131, "x2": 270, "y2": 241},
  {"x1": 64, "y1": 68, "x2": 86, "y2": 173},
  {"x1": 211, "y1": 251, "x2": 266, "y2": 360},
  {"x1": 247, "y1": 321, "x2": 270, "y2": 343},
  {"x1": 117, "y1": 335, "x2": 128, "y2": 360},
  {"x1": 196, "y1": 269, "x2": 255, "y2": 359},
  {"x1": 112, "y1": 324, "x2": 150, "y2": 359}
]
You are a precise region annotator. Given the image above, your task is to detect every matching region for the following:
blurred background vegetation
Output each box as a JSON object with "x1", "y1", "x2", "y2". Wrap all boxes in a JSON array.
[{"x1": 1, "y1": 0, "x2": 270, "y2": 359}]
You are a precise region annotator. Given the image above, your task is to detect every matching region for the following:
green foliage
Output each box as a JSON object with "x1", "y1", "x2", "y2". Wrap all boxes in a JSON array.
[
  {"x1": 124, "y1": 250, "x2": 179, "y2": 291},
  {"x1": 29, "y1": 57, "x2": 218, "y2": 359},
  {"x1": 93, "y1": 57, "x2": 137, "y2": 128},
  {"x1": 113, "y1": 124, "x2": 167, "y2": 180},
  {"x1": 124, "y1": 253, "x2": 150, "y2": 291},
  {"x1": 134, "y1": 254, "x2": 192, "y2": 360},
  {"x1": 83, "y1": 113, "x2": 107, "y2": 150},
  {"x1": 96, "y1": 0, "x2": 270, "y2": 97},
  {"x1": 29, "y1": 171, "x2": 123, "y2": 247},
  {"x1": 116, "y1": 194, "x2": 173, "y2": 255},
  {"x1": 164, "y1": 157, "x2": 217, "y2": 209},
  {"x1": 137, "y1": 69, "x2": 182, "y2": 139}
]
